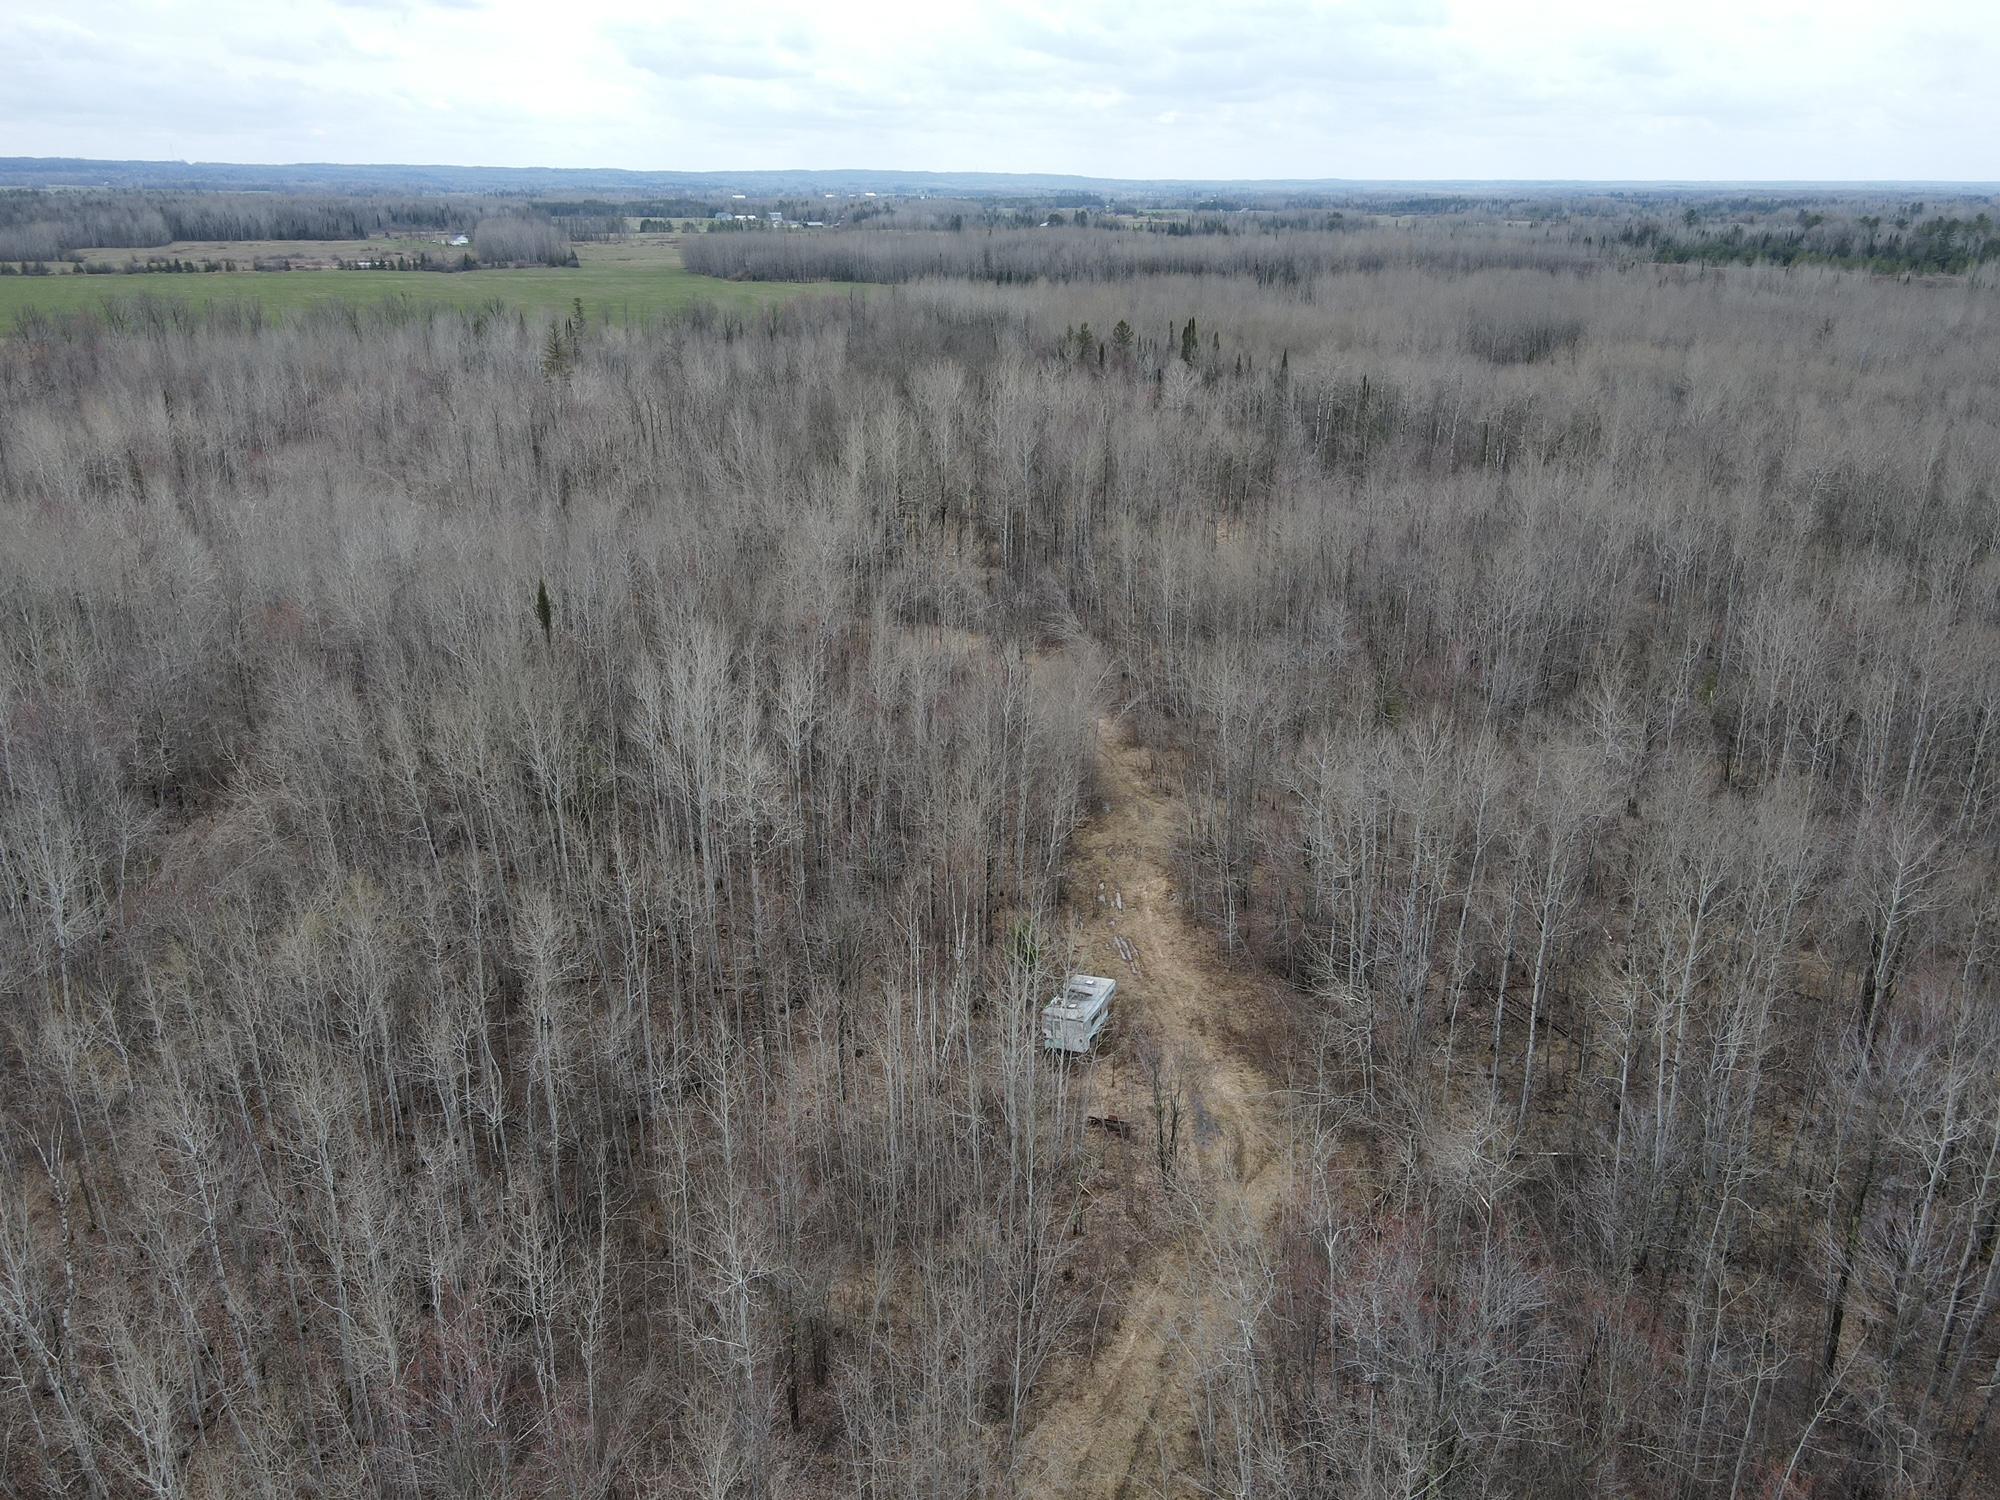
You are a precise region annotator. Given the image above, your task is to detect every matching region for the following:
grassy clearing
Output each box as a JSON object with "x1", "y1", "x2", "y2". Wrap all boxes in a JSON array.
[
  {"x1": 68, "y1": 236, "x2": 457, "y2": 267},
  {"x1": 2, "y1": 237, "x2": 850, "y2": 325}
]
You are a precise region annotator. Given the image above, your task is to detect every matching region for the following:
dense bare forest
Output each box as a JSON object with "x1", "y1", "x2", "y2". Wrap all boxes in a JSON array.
[
  {"x1": 4, "y1": 215, "x2": 2000, "y2": 1499},
  {"x1": 677, "y1": 224, "x2": 1611, "y2": 284},
  {"x1": 0, "y1": 193, "x2": 573, "y2": 264},
  {"x1": 679, "y1": 203, "x2": 2000, "y2": 283}
]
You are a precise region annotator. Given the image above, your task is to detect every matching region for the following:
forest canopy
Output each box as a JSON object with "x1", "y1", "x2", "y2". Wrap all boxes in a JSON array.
[
  {"x1": 2, "y1": 200, "x2": 1999, "y2": 1499},
  {"x1": 0, "y1": 190, "x2": 547, "y2": 261}
]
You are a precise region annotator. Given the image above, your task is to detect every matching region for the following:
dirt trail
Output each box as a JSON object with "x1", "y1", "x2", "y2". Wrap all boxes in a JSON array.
[{"x1": 1014, "y1": 717, "x2": 1294, "y2": 1500}]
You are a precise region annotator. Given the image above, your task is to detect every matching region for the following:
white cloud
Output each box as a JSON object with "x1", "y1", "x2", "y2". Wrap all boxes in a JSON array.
[{"x1": 2, "y1": 0, "x2": 1994, "y2": 179}]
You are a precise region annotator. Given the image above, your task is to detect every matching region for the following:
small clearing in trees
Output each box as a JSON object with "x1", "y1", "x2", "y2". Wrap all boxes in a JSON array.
[{"x1": 1014, "y1": 714, "x2": 1297, "y2": 1499}]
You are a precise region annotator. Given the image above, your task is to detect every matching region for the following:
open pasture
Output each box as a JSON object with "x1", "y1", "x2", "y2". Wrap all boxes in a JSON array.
[{"x1": 1, "y1": 236, "x2": 841, "y2": 324}]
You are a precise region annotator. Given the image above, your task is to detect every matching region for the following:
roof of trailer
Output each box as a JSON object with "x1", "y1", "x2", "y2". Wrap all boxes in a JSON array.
[{"x1": 1044, "y1": 974, "x2": 1115, "y2": 1018}]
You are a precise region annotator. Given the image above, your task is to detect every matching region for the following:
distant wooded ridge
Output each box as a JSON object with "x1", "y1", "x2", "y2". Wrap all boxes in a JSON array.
[{"x1": 5, "y1": 156, "x2": 1998, "y2": 200}]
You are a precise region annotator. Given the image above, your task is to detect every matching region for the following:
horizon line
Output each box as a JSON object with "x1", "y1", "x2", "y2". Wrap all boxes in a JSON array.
[{"x1": 5, "y1": 155, "x2": 1998, "y2": 191}]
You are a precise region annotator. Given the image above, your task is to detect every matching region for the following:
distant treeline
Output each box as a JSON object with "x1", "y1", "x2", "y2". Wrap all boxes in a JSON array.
[
  {"x1": 538, "y1": 198, "x2": 713, "y2": 219},
  {"x1": 0, "y1": 190, "x2": 561, "y2": 260},
  {"x1": 1624, "y1": 208, "x2": 2000, "y2": 274},
  {"x1": 679, "y1": 225, "x2": 1605, "y2": 284},
  {"x1": 470, "y1": 215, "x2": 574, "y2": 267},
  {"x1": 549, "y1": 214, "x2": 626, "y2": 243},
  {"x1": 686, "y1": 213, "x2": 2000, "y2": 287}
]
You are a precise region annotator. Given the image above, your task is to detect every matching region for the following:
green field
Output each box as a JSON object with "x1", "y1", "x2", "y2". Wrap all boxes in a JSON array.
[{"x1": 1, "y1": 239, "x2": 848, "y2": 326}]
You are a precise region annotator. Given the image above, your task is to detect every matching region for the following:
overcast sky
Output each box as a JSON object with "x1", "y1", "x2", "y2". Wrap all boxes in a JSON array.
[{"x1": 7, "y1": 0, "x2": 1996, "y2": 181}]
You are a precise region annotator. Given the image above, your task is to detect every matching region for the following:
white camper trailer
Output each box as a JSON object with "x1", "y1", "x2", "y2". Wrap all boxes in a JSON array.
[{"x1": 1042, "y1": 974, "x2": 1116, "y2": 1054}]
